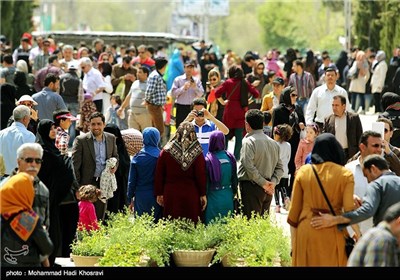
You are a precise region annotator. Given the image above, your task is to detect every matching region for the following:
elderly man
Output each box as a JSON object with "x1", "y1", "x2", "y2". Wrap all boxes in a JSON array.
[
  {"x1": 323, "y1": 95, "x2": 363, "y2": 161},
  {"x1": 0, "y1": 142, "x2": 50, "y2": 266},
  {"x1": 0, "y1": 105, "x2": 35, "y2": 176}
]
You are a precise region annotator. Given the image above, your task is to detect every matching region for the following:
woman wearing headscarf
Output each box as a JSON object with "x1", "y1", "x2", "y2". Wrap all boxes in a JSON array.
[
  {"x1": 246, "y1": 60, "x2": 268, "y2": 110},
  {"x1": 287, "y1": 133, "x2": 359, "y2": 266},
  {"x1": 371, "y1": 50, "x2": 388, "y2": 113},
  {"x1": 1, "y1": 172, "x2": 53, "y2": 267},
  {"x1": 379, "y1": 92, "x2": 400, "y2": 129},
  {"x1": 154, "y1": 122, "x2": 207, "y2": 223},
  {"x1": 127, "y1": 127, "x2": 162, "y2": 222},
  {"x1": 214, "y1": 64, "x2": 260, "y2": 160},
  {"x1": 272, "y1": 86, "x2": 305, "y2": 198},
  {"x1": 36, "y1": 119, "x2": 77, "y2": 266},
  {"x1": 204, "y1": 131, "x2": 238, "y2": 225},
  {"x1": 104, "y1": 123, "x2": 131, "y2": 214}
]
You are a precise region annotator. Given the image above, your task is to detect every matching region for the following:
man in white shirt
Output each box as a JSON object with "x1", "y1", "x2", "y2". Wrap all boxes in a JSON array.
[
  {"x1": 345, "y1": 131, "x2": 383, "y2": 234},
  {"x1": 305, "y1": 67, "x2": 351, "y2": 132},
  {"x1": 80, "y1": 57, "x2": 107, "y2": 113}
]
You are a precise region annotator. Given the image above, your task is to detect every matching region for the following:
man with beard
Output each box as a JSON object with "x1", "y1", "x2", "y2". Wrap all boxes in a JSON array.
[{"x1": 71, "y1": 112, "x2": 119, "y2": 221}]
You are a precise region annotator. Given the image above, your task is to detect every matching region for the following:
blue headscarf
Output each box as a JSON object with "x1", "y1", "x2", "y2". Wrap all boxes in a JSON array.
[
  {"x1": 205, "y1": 131, "x2": 237, "y2": 191},
  {"x1": 140, "y1": 127, "x2": 161, "y2": 158}
]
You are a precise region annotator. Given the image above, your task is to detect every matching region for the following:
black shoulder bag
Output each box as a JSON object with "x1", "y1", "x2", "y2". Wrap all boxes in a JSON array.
[{"x1": 311, "y1": 165, "x2": 355, "y2": 257}]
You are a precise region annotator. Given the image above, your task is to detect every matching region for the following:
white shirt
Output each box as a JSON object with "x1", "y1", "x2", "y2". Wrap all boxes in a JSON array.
[
  {"x1": 305, "y1": 84, "x2": 351, "y2": 124},
  {"x1": 82, "y1": 67, "x2": 107, "y2": 101},
  {"x1": 345, "y1": 157, "x2": 374, "y2": 234},
  {"x1": 276, "y1": 141, "x2": 291, "y2": 178}
]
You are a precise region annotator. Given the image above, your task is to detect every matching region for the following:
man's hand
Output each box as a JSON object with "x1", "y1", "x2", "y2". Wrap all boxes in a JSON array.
[
  {"x1": 185, "y1": 110, "x2": 197, "y2": 122},
  {"x1": 156, "y1": 195, "x2": 164, "y2": 207},
  {"x1": 200, "y1": 195, "x2": 207, "y2": 211},
  {"x1": 262, "y1": 181, "x2": 275, "y2": 196},
  {"x1": 124, "y1": 73, "x2": 136, "y2": 82},
  {"x1": 30, "y1": 108, "x2": 38, "y2": 121},
  {"x1": 353, "y1": 194, "x2": 362, "y2": 208},
  {"x1": 311, "y1": 213, "x2": 336, "y2": 229},
  {"x1": 110, "y1": 166, "x2": 117, "y2": 174}
]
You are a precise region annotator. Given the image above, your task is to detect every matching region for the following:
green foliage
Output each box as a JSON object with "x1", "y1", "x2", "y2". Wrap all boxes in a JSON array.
[
  {"x1": 256, "y1": 0, "x2": 345, "y2": 57},
  {"x1": 213, "y1": 213, "x2": 291, "y2": 267},
  {"x1": 170, "y1": 218, "x2": 223, "y2": 251},
  {"x1": 354, "y1": 0, "x2": 382, "y2": 50},
  {"x1": 70, "y1": 224, "x2": 108, "y2": 257},
  {"x1": 1, "y1": 0, "x2": 36, "y2": 48}
]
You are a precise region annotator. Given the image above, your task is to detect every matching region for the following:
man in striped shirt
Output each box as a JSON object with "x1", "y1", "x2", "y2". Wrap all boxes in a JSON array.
[{"x1": 288, "y1": 59, "x2": 316, "y2": 115}]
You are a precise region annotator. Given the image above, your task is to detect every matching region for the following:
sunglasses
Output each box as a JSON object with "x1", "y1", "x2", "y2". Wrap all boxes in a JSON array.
[
  {"x1": 290, "y1": 94, "x2": 298, "y2": 97},
  {"x1": 384, "y1": 128, "x2": 390, "y2": 133},
  {"x1": 19, "y1": 102, "x2": 33, "y2": 107},
  {"x1": 209, "y1": 78, "x2": 218, "y2": 82},
  {"x1": 20, "y1": 157, "x2": 43, "y2": 164},
  {"x1": 370, "y1": 143, "x2": 383, "y2": 148}
]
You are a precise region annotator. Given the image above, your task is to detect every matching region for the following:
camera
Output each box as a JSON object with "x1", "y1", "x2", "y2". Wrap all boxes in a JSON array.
[
  {"x1": 190, "y1": 77, "x2": 195, "y2": 83},
  {"x1": 196, "y1": 111, "x2": 204, "y2": 117}
]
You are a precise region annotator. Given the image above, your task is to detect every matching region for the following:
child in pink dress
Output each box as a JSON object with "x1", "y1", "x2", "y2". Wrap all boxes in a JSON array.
[
  {"x1": 294, "y1": 123, "x2": 319, "y2": 173},
  {"x1": 78, "y1": 185, "x2": 101, "y2": 232}
]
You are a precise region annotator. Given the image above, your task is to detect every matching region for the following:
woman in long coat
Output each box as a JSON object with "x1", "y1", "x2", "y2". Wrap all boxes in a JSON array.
[
  {"x1": 36, "y1": 119, "x2": 77, "y2": 265},
  {"x1": 104, "y1": 123, "x2": 130, "y2": 213},
  {"x1": 127, "y1": 127, "x2": 162, "y2": 222},
  {"x1": 154, "y1": 122, "x2": 207, "y2": 223},
  {"x1": 204, "y1": 131, "x2": 238, "y2": 224},
  {"x1": 214, "y1": 65, "x2": 259, "y2": 160},
  {"x1": 287, "y1": 133, "x2": 359, "y2": 266}
]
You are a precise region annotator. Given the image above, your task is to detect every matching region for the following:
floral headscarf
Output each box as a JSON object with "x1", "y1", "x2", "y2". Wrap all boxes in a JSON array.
[{"x1": 164, "y1": 122, "x2": 203, "y2": 171}]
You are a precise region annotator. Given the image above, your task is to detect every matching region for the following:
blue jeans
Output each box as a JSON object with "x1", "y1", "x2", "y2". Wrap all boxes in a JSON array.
[{"x1": 296, "y1": 98, "x2": 309, "y2": 116}]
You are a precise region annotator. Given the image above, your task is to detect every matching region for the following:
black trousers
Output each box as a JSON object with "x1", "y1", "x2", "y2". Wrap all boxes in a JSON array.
[
  {"x1": 239, "y1": 180, "x2": 273, "y2": 218},
  {"x1": 175, "y1": 104, "x2": 192, "y2": 128}
]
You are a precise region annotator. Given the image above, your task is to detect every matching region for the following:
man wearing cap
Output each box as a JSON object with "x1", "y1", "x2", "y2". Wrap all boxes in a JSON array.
[
  {"x1": 261, "y1": 77, "x2": 285, "y2": 133},
  {"x1": 8, "y1": 95, "x2": 40, "y2": 135},
  {"x1": 53, "y1": 109, "x2": 78, "y2": 155},
  {"x1": 59, "y1": 63, "x2": 84, "y2": 146},
  {"x1": 305, "y1": 67, "x2": 351, "y2": 132},
  {"x1": 171, "y1": 60, "x2": 204, "y2": 128}
]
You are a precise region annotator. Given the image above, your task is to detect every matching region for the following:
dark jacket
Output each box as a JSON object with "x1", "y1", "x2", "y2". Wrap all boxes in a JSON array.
[{"x1": 323, "y1": 111, "x2": 363, "y2": 160}]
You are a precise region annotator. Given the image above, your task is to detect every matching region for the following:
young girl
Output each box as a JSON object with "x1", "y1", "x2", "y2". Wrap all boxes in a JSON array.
[
  {"x1": 273, "y1": 124, "x2": 293, "y2": 213},
  {"x1": 105, "y1": 95, "x2": 125, "y2": 129},
  {"x1": 78, "y1": 185, "x2": 101, "y2": 232},
  {"x1": 294, "y1": 123, "x2": 319, "y2": 173}
]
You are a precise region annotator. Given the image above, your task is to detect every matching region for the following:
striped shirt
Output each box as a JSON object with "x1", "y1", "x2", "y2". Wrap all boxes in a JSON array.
[
  {"x1": 192, "y1": 120, "x2": 217, "y2": 157},
  {"x1": 288, "y1": 71, "x2": 316, "y2": 99}
]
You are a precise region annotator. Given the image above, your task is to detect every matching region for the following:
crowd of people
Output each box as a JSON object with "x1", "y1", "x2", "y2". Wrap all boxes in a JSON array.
[{"x1": 1, "y1": 33, "x2": 400, "y2": 267}]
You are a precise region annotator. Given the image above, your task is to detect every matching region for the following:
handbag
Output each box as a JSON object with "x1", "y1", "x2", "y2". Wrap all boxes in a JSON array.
[{"x1": 311, "y1": 165, "x2": 355, "y2": 257}]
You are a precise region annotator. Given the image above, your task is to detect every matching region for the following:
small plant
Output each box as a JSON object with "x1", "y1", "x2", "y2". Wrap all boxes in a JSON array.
[
  {"x1": 170, "y1": 218, "x2": 223, "y2": 251},
  {"x1": 213, "y1": 213, "x2": 291, "y2": 266},
  {"x1": 71, "y1": 224, "x2": 108, "y2": 257},
  {"x1": 97, "y1": 210, "x2": 173, "y2": 267}
]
